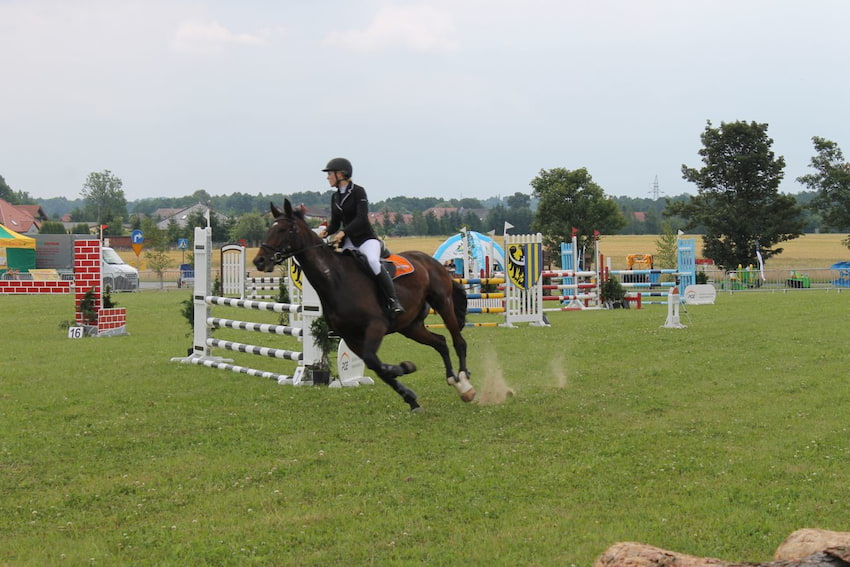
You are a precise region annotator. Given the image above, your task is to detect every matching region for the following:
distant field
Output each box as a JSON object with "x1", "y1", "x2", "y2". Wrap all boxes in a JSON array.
[{"x1": 119, "y1": 233, "x2": 849, "y2": 273}]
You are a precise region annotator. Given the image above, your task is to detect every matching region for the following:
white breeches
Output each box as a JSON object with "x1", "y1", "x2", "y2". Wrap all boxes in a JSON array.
[{"x1": 342, "y1": 238, "x2": 382, "y2": 275}]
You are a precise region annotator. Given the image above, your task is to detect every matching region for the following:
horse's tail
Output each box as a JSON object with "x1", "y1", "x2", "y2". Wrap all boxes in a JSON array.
[{"x1": 451, "y1": 280, "x2": 467, "y2": 329}]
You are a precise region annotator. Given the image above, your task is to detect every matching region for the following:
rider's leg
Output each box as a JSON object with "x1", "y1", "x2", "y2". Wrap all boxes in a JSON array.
[{"x1": 361, "y1": 239, "x2": 404, "y2": 314}]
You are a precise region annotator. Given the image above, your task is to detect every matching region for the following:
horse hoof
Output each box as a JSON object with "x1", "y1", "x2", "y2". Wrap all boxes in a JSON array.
[
  {"x1": 410, "y1": 406, "x2": 424, "y2": 413},
  {"x1": 400, "y1": 361, "x2": 417, "y2": 374},
  {"x1": 460, "y1": 388, "x2": 476, "y2": 403}
]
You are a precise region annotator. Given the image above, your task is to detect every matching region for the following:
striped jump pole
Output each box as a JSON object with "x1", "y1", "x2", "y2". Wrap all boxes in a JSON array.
[{"x1": 169, "y1": 227, "x2": 376, "y2": 387}]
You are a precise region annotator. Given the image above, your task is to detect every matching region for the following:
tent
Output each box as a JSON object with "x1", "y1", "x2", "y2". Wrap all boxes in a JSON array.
[
  {"x1": 433, "y1": 231, "x2": 505, "y2": 278},
  {"x1": 830, "y1": 261, "x2": 850, "y2": 288},
  {"x1": 0, "y1": 224, "x2": 36, "y2": 273}
]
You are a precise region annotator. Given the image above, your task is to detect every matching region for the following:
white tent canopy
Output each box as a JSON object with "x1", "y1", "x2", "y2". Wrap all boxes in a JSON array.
[{"x1": 433, "y1": 230, "x2": 505, "y2": 279}]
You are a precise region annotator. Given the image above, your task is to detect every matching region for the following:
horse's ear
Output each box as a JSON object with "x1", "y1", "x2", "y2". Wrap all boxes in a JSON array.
[
  {"x1": 283, "y1": 199, "x2": 293, "y2": 217},
  {"x1": 270, "y1": 202, "x2": 281, "y2": 218}
]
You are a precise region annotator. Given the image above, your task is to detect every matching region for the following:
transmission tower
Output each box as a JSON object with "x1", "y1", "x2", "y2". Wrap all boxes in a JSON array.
[{"x1": 650, "y1": 175, "x2": 660, "y2": 200}]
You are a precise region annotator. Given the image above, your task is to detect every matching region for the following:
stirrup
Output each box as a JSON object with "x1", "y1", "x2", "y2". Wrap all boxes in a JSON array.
[{"x1": 389, "y1": 299, "x2": 405, "y2": 314}]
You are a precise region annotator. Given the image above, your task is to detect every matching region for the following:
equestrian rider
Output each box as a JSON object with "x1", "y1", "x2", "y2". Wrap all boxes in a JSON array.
[{"x1": 318, "y1": 157, "x2": 404, "y2": 315}]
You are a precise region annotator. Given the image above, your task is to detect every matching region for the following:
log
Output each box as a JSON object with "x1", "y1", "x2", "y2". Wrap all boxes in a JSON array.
[
  {"x1": 775, "y1": 530, "x2": 850, "y2": 561},
  {"x1": 593, "y1": 542, "x2": 730, "y2": 567},
  {"x1": 594, "y1": 542, "x2": 850, "y2": 567}
]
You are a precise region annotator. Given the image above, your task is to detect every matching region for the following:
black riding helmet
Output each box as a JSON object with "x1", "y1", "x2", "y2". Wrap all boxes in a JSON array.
[{"x1": 322, "y1": 157, "x2": 353, "y2": 178}]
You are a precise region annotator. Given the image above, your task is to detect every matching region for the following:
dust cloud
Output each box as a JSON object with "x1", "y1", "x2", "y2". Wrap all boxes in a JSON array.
[{"x1": 475, "y1": 347, "x2": 516, "y2": 405}]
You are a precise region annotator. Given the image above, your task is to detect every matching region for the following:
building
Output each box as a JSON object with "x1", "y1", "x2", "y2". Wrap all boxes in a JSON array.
[
  {"x1": 0, "y1": 198, "x2": 47, "y2": 234},
  {"x1": 154, "y1": 203, "x2": 228, "y2": 230}
]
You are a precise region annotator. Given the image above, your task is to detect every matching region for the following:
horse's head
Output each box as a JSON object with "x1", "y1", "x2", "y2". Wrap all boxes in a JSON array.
[{"x1": 253, "y1": 199, "x2": 314, "y2": 272}]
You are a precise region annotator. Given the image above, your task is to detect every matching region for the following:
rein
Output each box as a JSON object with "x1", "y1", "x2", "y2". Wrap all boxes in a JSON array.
[{"x1": 260, "y1": 238, "x2": 331, "y2": 266}]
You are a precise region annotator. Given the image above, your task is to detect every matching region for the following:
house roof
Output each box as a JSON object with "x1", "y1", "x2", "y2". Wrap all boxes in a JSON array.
[
  {"x1": 369, "y1": 212, "x2": 413, "y2": 225},
  {"x1": 423, "y1": 207, "x2": 458, "y2": 219},
  {"x1": 153, "y1": 207, "x2": 184, "y2": 220},
  {"x1": 17, "y1": 205, "x2": 48, "y2": 221},
  {"x1": 155, "y1": 203, "x2": 228, "y2": 229},
  {"x1": 0, "y1": 198, "x2": 39, "y2": 234}
]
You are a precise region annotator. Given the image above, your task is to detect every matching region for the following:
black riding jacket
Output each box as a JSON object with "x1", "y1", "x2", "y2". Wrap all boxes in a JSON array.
[{"x1": 326, "y1": 182, "x2": 378, "y2": 246}]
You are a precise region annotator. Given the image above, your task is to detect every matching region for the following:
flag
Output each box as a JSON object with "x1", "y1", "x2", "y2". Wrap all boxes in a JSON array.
[
  {"x1": 755, "y1": 242, "x2": 765, "y2": 280},
  {"x1": 503, "y1": 221, "x2": 514, "y2": 234},
  {"x1": 677, "y1": 229, "x2": 684, "y2": 236}
]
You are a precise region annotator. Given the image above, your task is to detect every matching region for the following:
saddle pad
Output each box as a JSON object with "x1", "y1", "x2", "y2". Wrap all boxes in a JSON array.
[{"x1": 387, "y1": 254, "x2": 415, "y2": 279}]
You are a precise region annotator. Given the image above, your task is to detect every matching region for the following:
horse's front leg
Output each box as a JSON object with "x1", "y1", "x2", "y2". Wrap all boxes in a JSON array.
[{"x1": 358, "y1": 333, "x2": 420, "y2": 411}]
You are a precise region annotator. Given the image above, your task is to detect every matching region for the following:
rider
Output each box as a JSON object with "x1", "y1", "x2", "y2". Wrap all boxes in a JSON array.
[{"x1": 318, "y1": 157, "x2": 404, "y2": 315}]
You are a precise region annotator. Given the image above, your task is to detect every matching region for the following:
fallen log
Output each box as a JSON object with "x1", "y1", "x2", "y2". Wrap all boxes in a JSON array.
[
  {"x1": 775, "y1": 530, "x2": 850, "y2": 561},
  {"x1": 594, "y1": 542, "x2": 850, "y2": 567}
]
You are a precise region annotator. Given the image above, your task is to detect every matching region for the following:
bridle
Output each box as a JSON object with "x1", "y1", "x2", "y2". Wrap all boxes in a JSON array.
[{"x1": 259, "y1": 217, "x2": 331, "y2": 266}]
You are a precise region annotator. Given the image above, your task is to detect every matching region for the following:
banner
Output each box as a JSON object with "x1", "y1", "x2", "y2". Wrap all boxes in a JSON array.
[
  {"x1": 506, "y1": 242, "x2": 543, "y2": 290},
  {"x1": 290, "y1": 260, "x2": 303, "y2": 290}
]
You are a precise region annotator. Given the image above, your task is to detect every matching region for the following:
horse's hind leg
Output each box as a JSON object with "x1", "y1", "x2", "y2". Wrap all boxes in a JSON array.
[{"x1": 401, "y1": 323, "x2": 475, "y2": 403}]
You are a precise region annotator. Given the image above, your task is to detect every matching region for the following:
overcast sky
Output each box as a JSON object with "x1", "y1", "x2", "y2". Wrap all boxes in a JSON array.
[{"x1": 2, "y1": 0, "x2": 849, "y2": 204}]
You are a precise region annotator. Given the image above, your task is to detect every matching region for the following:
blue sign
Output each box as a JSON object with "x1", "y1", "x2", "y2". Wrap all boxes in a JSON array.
[
  {"x1": 177, "y1": 238, "x2": 189, "y2": 250},
  {"x1": 131, "y1": 229, "x2": 144, "y2": 244}
]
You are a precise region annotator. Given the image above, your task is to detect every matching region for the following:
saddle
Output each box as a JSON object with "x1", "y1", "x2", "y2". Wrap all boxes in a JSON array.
[{"x1": 342, "y1": 248, "x2": 414, "y2": 279}]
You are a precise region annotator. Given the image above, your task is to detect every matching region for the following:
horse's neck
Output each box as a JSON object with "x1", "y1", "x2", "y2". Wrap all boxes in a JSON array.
[{"x1": 296, "y1": 247, "x2": 341, "y2": 304}]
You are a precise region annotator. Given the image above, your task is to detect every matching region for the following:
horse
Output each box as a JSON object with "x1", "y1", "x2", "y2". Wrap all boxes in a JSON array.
[{"x1": 252, "y1": 200, "x2": 475, "y2": 411}]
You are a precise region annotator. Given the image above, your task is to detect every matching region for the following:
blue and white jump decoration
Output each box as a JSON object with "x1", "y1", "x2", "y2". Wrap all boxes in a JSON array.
[
  {"x1": 171, "y1": 227, "x2": 371, "y2": 388},
  {"x1": 604, "y1": 238, "x2": 697, "y2": 305}
]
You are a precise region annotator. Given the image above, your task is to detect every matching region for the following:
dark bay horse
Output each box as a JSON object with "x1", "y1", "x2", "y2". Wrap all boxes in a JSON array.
[{"x1": 252, "y1": 200, "x2": 475, "y2": 411}]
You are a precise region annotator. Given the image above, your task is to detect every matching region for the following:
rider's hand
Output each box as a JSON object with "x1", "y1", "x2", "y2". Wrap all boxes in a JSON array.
[{"x1": 332, "y1": 231, "x2": 345, "y2": 246}]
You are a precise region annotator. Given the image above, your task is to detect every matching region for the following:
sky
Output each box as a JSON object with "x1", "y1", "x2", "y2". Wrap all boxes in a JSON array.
[{"x1": 2, "y1": 0, "x2": 849, "y2": 204}]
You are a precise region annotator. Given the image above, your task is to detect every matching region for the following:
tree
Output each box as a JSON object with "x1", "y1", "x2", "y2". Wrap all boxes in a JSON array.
[
  {"x1": 38, "y1": 221, "x2": 67, "y2": 234},
  {"x1": 530, "y1": 167, "x2": 626, "y2": 266},
  {"x1": 80, "y1": 170, "x2": 128, "y2": 236},
  {"x1": 654, "y1": 222, "x2": 679, "y2": 270},
  {"x1": 144, "y1": 248, "x2": 173, "y2": 289},
  {"x1": 229, "y1": 213, "x2": 268, "y2": 246},
  {"x1": 0, "y1": 174, "x2": 15, "y2": 203},
  {"x1": 506, "y1": 192, "x2": 531, "y2": 210},
  {"x1": 669, "y1": 120, "x2": 804, "y2": 270},
  {"x1": 797, "y1": 137, "x2": 850, "y2": 238},
  {"x1": 0, "y1": 174, "x2": 33, "y2": 205}
]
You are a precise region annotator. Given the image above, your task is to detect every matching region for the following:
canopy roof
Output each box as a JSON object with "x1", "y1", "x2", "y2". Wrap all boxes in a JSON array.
[
  {"x1": 0, "y1": 224, "x2": 37, "y2": 249},
  {"x1": 433, "y1": 231, "x2": 505, "y2": 272}
]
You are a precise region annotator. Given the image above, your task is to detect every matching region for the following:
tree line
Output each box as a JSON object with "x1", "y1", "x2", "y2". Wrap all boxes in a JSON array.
[{"x1": 4, "y1": 120, "x2": 850, "y2": 270}]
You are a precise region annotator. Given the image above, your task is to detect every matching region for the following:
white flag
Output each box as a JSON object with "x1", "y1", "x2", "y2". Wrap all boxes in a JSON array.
[
  {"x1": 755, "y1": 244, "x2": 765, "y2": 280},
  {"x1": 504, "y1": 221, "x2": 514, "y2": 233},
  {"x1": 677, "y1": 229, "x2": 684, "y2": 236}
]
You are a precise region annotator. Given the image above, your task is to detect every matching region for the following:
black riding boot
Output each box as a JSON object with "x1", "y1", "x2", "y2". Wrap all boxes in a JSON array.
[{"x1": 376, "y1": 267, "x2": 404, "y2": 315}]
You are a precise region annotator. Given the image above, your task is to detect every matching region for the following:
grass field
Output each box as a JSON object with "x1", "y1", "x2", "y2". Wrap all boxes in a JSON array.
[{"x1": 2, "y1": 288, "x2": 849, "y2": 565}]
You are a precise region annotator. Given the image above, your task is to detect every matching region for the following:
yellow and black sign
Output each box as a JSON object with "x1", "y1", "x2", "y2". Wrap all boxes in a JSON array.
[
  {"x1": 507, "y1": 243, "x2": 542, "y2": 290},
  {"x1": 290, "y1": 260, "x2": 303, "y2": 290}
]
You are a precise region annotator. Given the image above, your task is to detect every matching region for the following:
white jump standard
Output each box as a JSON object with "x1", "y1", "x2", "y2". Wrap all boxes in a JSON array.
[{"x1": 171, "y1": 227, "x2": 371, "y2": 387}]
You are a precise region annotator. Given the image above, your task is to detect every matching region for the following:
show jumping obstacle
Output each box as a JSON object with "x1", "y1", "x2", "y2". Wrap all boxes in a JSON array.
[{"x1": 171, "y1": 227, "x2": 371, "y2": 387}]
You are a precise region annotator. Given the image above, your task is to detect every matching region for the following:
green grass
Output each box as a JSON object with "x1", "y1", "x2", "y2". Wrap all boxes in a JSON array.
[{"x1": 2, "y1": 290, "x2": 849, "y2": 566}]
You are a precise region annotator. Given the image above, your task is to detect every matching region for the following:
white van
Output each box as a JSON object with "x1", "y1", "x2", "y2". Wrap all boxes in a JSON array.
[{"x1": 102, "y1": 246, "x2": 139, "y2": 291}]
